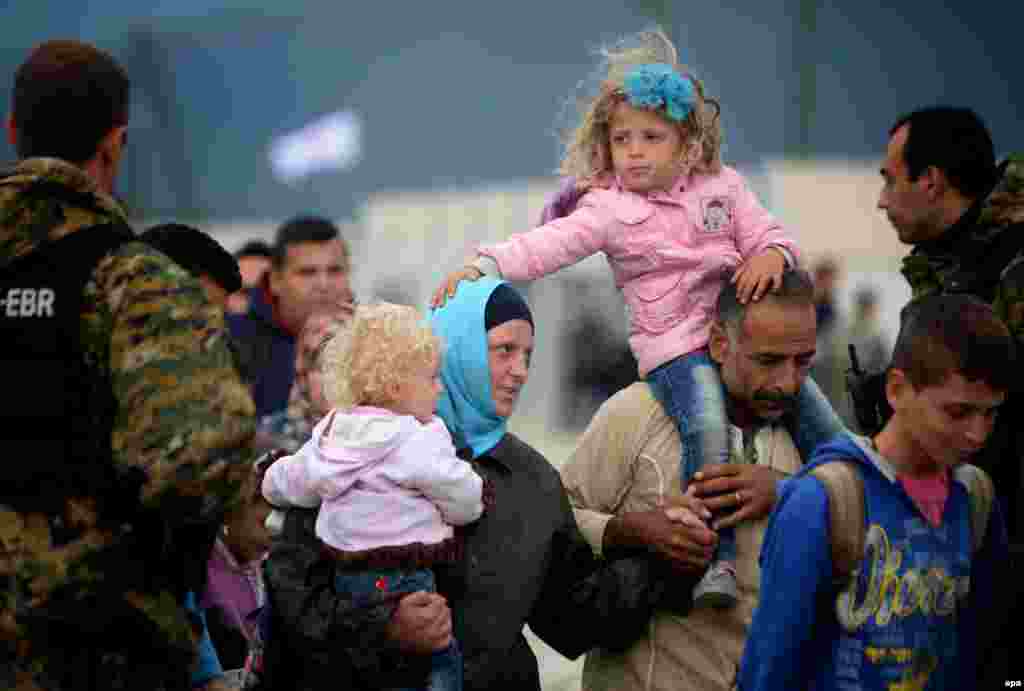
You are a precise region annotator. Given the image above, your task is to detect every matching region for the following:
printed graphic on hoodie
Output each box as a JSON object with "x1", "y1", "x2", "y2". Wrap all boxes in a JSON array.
[{"x1": 833, "y1": 517, "x2": 970, "y2": 690}]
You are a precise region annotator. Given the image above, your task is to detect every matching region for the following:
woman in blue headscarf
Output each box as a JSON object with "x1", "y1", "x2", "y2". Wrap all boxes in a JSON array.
[
  {"x1": 430, "y1": 277, "x2": 534, "y2": 458},
  {"x1": 259, "y1": 279, "x2": 668, "y2": 691},
  {"x1": 427, "y1": 277, "x2": 666, "y2": 691}
]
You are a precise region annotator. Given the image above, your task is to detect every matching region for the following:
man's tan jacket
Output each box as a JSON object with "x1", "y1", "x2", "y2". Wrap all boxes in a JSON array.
[{"x1": 560, "y1": 382, "x2": 803, "y2": 691}]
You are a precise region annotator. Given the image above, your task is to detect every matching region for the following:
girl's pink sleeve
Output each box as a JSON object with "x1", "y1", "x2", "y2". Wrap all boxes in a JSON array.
[
  {"x1": 478, "y1": 198, "x2": 613, "y2": 281},
  {"x1": 731, "y1": 170, "x2": 801, "y2": 265},
  {"x1": 261, "y1": 445, "x2": 322, "y2": 509}
]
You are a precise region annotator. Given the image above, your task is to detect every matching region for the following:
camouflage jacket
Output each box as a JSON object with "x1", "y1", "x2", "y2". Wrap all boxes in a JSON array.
[
  {"x1": 0, "y1": 159, "x2": 256, "y2": 689},
  {"x1": 901, "y1": 153, "x2": 1024, "y2": 339}
]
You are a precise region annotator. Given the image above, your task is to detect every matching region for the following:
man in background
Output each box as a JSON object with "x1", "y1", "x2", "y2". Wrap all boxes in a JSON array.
[
  {"x1": 228, "y1": 240, "x2": 273, "y2": 314},
  {"x1": 227, "y1": 215, "x2": 354, "y2": 418}
]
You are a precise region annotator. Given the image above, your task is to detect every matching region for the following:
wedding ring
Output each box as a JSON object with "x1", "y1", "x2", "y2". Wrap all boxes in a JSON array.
[{"x1": 736, "y1": 490, "x2": 743, "y2": 504}]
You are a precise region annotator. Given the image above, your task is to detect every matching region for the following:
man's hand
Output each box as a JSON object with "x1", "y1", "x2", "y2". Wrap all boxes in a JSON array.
[
  {"x1": 689, "y1": 463, "x2": 784, "y2": 530},
  {"x1": 429, "y1": 266, "x2": 483, "y2": 308},
  {"x1": 604, "y1": 495, "x2": 717, "y2": 573},
  {"x1": 386, "y1": 591, "x2": 452, "y2": 654}
]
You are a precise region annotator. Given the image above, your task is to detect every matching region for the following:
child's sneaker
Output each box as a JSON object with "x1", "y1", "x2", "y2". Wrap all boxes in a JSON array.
[{"x1": 693, "y1": 561, "x2": 738, "y2": 609}]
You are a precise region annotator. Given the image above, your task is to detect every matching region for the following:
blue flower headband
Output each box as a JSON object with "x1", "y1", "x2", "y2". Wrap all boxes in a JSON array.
[{"x1": 622, "y1": 63, "x2": 695, "y2": 122}]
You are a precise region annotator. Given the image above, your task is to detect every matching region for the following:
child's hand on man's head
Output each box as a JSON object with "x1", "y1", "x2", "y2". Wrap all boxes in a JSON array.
[
  {"x1": 430, "y1": 266, "x2": 483, "y2": 309},
  {"x1": 731, "y1": 247, "x2": 787, "y2": 304}
]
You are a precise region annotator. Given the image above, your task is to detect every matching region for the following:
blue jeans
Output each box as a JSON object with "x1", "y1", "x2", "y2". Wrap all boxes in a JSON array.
[
  {"x1": 648, "y1": 350, "x2": 845, "y2": 564},
  {"x1": 334, "y1": 568, "x2": 462, "y2": 691}
]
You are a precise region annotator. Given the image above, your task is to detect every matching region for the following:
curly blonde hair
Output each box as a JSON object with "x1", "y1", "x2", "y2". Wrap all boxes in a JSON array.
[
  {"x1": 559, "y1": 29, "x2": 722, "y2": 188},
  {"x1": 322, "y1": 302, "x2": 442, "y2": 411}
]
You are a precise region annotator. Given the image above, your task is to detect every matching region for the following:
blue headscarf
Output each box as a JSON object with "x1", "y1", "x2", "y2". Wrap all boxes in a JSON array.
[{"x1": 429, "y1": 277, "x2": 522, "y2": 458}]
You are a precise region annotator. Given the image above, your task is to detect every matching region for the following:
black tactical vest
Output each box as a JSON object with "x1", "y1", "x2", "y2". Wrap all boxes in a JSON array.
[{"x1": 0, "y1": 223, "x2": 133, "y2": 519}]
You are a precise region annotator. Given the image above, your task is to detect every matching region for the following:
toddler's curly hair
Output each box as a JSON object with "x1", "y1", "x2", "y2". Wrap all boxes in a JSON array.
[
  {"x1": 322, "y1": 302, "x2": 442, "y2": 411},
  {"x1": 559, "y1": 28, "x2": 722, "y2": 188}
]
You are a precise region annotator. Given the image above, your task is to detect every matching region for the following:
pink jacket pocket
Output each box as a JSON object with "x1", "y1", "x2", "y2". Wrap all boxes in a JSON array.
[
  {"x1": 614, "y1": 196, "x2": 655, "y2": 225},
  {"x1": 611, "y1": 200, "x2": 663, "y2": 270},
  {"x1": 624, "y1": 271, "x2": 687, "y2": 335}
]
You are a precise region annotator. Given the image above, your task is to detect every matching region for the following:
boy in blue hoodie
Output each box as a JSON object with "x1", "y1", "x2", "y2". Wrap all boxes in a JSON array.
[{"x1": 739, "y1": 295, "x2": 1011, "y2": 691}]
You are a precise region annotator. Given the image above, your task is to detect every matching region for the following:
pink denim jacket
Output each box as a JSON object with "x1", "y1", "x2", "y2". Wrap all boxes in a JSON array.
[{"x1": 479, "y1": 166, "x2": 799, "y2": 376}]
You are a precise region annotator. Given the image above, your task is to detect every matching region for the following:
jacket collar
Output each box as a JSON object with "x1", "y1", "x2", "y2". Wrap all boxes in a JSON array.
[
  {"x1": 4, "y1": 157, "x2": 130, "y2": 224},
  {"x1": 0, "y1": 157, "x2": 132, "y2": 268},
  {"x1": 611, "y1": 172, "x2": 693, "y2": 206},
  {"x1": 849, "y1": 434, "x2": 900, "y2": 483},
  {"x1": 912, "y1": 160, "x2": 1009, "y2": 258}
]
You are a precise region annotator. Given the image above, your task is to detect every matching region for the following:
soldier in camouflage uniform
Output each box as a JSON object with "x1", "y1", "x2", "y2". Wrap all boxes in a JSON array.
[
  {"x1": 0, "y1": 41, "x2": 255, "y2": 690},
  {"x1": 878, "y1": 105, "x2": 1024, "y2": 688}
]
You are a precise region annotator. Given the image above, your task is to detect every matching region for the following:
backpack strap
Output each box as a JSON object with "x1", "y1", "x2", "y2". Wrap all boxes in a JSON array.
[
  {"x1": 810, "y1": 460, "x2": 865, "y2": 586},
  {"x1": 810, "y1": 460, "x2": 994, "y2": 591},
  {"x1": 953, "y1": 463, "x2": 995, "y2": 552}
]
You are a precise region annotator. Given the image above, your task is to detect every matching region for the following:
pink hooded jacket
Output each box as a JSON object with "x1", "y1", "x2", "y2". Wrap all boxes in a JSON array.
[
  {"x1": 262, "y1": 406, "x2": 483, "y2": 552},
  {"x1": 480, "y1": 167, "x2": 799, "y2": 376}
]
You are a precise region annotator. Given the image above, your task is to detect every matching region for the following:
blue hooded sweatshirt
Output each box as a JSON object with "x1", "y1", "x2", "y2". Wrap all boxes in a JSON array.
[{"x1": 739, "y1": 432, "x2": 1007, "y2": 691}]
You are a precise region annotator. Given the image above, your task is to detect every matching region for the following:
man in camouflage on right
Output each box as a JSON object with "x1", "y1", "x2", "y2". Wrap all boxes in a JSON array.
[
  {"x1": 0, "y1": 40, "x2": 255, "y2": 689},
  {"x1": 876, "y1": 105, "x2": 1024, "y2": 687}
]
